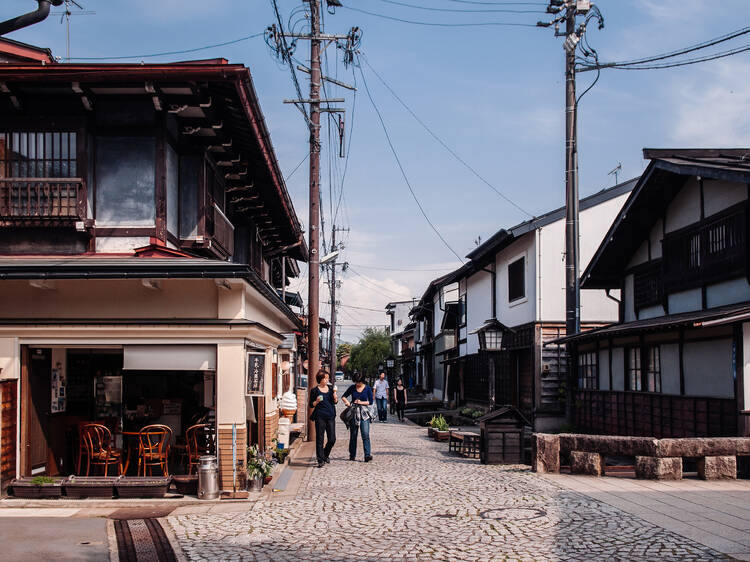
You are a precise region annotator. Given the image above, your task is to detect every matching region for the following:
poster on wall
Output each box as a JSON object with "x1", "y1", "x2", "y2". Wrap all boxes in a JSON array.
[
  {"x1": 246, "y1": 352, "x2": 265, "y2": 395},
  {"x1": 50, "y1": 362, "x2": 66, "y2": 413}
]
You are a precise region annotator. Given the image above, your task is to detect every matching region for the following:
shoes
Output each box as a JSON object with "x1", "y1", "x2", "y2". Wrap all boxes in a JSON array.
[
  {"x1": 317, "y1": 461, "x2": 324, "y2": 468},
  {"x1": 324, "y1": 457, "x2": 331, "y2": 464},
  {"x1": 364, "y1": 456, "x2": 373, "y2": 462},
  {"x1": 349, "y1": 456, "x2": 356, "y2": 461}
]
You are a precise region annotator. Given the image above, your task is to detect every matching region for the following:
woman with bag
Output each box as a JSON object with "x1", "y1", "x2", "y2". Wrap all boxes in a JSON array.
[
  {"x1": 341, "y1": 373, "x2": 375, "y2": 462},
  {"x1": 309, "y1": 369, "x2": 337, "y2": 468}
]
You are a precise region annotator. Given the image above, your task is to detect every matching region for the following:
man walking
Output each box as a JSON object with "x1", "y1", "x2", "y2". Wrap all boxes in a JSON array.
[{"x1": 373, "y1": 371, "x2": 389, "y2": 422}]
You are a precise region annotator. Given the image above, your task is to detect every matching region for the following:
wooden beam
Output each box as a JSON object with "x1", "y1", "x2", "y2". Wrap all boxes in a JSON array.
[
  {"x1": 0, "y1": 82, "x2": 21, "y2": 111},
  {"x1": 71, "y1": 82, "x2": 93, "y2": 111}
]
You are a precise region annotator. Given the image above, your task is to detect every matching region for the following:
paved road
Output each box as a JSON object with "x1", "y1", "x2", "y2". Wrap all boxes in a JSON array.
[
  {"x1": 167, "y1": 416, "x2": 732, "y2": 561},
  {"x1": 0, "y1": 516, "x2": 110, "y2": 561}
]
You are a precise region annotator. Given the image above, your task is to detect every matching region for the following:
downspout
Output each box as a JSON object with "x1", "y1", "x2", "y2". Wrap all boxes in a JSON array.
[{"x1": 0, "y1": 0, "x2": 62, "y2": 36}]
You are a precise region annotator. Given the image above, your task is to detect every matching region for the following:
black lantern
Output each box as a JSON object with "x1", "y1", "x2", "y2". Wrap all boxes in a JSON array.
[
  {"x1": 472, "y1": 319, "x2": 509, "y2": 351},
  {"x1": 386, "y1": 357, "x2": 395, "y2": 369}
]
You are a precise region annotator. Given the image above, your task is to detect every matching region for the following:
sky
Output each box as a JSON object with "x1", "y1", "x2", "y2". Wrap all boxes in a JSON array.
[{"x1": 6, "y1": 0, "x2": 750, "y2": 342}]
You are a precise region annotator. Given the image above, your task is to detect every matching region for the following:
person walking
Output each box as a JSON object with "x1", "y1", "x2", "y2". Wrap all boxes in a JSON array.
[
  {"x1": 373, "y1": 371, "x2": 389, "y2": 422},
  {"x1": 393, "y1": 377, "x2": 408, "y2": 422},
  {"x1": 341, "y1": 373, "x2": 375, "y2": 462},
  {"x1": 309, "y1": 369, "x2": 337, "y2": 468}
]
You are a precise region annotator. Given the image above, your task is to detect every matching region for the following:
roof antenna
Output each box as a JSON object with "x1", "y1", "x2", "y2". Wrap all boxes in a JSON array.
[
  {"x1": 53, "y1": 0, "x2": 95, "y2": 62},
  {"x1": 607, "y1": 162, "x2": 622, "y2": 186}
]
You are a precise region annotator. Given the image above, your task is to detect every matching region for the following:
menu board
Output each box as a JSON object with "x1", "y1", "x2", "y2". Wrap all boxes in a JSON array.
[
  {"x1": 246, "y1": 352, "x2": 265, "y2": 395},
  {"x1": 50, "y1": 362, "x2": 66, "y2": 414}
]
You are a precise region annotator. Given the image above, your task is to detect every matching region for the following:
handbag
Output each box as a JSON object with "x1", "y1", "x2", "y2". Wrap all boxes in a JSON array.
[{"x1": 339, "y1": 404, "x2": 354, "y2": 426}]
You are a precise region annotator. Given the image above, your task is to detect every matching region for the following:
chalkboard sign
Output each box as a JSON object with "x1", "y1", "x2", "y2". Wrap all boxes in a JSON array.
[{"x1": 246, "y1": 353, "x2": 265, "y2": 395}]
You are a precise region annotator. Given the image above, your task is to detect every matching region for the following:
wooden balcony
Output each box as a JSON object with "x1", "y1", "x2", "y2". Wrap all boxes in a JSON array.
[
  {"x1": 208, "y1": 203, "x2": 234, "y2": 258},
  {"x1": 0, "y1": 178, "x2": 85, "y2": 223}
]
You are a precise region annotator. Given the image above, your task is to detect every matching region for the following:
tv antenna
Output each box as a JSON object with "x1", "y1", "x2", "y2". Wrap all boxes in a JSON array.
[
  {"x1": 607, "y1": 162, "x2": 622, "y2": 185},
  {"x1": 53, "y1": 0, "x2": 95, "y2": 62}
]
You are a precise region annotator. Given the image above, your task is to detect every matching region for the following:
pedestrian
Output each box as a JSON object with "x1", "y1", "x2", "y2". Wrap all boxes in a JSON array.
[
  {"x1": 393, "y1": 377, "x2": 407, "y2": 422},
  {"x1": 309, "y1": 369, "x2": 337, "y2": 468},
  {"x1": 341, "y1": 373, "x2": 375, "y2": 462},
  {"x1": 373, "y1": 371, "x2": 389, "y2": 422}
]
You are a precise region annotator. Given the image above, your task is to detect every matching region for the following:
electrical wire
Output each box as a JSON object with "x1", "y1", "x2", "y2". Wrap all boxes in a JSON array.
[
  {"x1": 374, "y1": 0, "x2": 546, "y2": 14},
  {"x1": 341, "y1": 5, "x2": 538, "y2": 27},
  {"x1": 357, "y1": 61, "x2": 465, "y2": 263},
  {"x1": 334, "y1": 65, "x2": 358, "y2": 224},
  {"x1": 349, "y1": 263, "x2": 459, "y2": 272},
  {"x1": 346, "y1": 269, "x2": 411, "y2": 300},
  {"x1": 334, "y1": 303, "x2": 387, "y2": 313},
  {"x1": 360, "y1": 54, "x2": 533, "y2": 219},
  {"x1": 584, "y1": 42, "x2": 750, "y2": 71},
  {"x1": 284, "y1": 153, "x2": 309, "y2": 181},
  {"x1": 269, "y1": 0, "x2": 310, "y2": 126},
  {"x1": 69, "y1": 32, "x2": 264, "y2": 60},
  {"x1": 447, "y1": 0, "x2": 546, "y2": 4}
]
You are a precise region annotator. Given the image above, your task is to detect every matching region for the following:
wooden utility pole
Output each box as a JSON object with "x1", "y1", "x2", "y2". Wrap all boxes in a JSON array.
[{"x1": 329, "y1": 227, "x2": 338, "y2": 378}]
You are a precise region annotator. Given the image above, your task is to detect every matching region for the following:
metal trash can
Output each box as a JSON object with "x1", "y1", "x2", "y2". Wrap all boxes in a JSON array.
[{"x1": 197, "y1": 455, "x2": 219, "y2": 500}]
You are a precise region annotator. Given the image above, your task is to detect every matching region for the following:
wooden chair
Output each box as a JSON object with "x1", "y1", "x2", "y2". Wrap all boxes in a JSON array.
[
  {"x1": 80, "y1": 423, "x2": 123, "y2": 476},
  {"x1": 137, "y1": 424, "x2": 172, "y2": 476},
  {"x1": 185, "y1": 424, "x2": 216, "y2": 475}
]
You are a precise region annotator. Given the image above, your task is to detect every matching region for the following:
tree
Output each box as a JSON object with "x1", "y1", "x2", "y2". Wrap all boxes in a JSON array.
[
  {"x1": 336, "y1": 342, "x2": 353, "y2": 373},
  {"x1": 349, "y1": 327, "x2": 390, "y2": 379}
]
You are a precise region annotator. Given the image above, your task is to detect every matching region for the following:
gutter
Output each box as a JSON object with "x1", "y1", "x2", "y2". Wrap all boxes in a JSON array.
[{"x1": 0, "y1": 0, "x2": 62, "y2": 36}]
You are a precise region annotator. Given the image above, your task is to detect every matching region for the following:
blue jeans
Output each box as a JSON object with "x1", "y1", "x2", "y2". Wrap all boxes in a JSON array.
[
  {"x1": 349, "y1": 419, "x2": 371, "y2": 459},
  {"x1": 376, "y1": 397, "x2": 388, "y2": 421}
]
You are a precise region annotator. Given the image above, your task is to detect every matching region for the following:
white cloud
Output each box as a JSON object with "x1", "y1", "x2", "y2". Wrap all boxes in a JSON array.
[{"x1": 635, "y1": 0, "x2": 706, "y2": 22}]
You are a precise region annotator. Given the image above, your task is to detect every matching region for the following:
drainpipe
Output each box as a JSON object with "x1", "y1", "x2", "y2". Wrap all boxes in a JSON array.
[{"x1": 0, "y1": 1, "x2": 62, "y2": 36}]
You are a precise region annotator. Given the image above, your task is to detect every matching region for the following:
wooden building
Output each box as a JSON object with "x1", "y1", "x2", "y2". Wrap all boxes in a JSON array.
[
  {"x1": 0, "y1": 39, "x2": 306, "y2": 491},
  {"x1": 567, "y1": 149, "x2": 750, "y2": 438}
]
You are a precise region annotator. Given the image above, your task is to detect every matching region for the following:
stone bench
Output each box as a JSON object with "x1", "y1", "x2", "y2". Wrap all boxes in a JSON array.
[{"x1": 532, "y1": 433, "x2": 748, "y2": 480}]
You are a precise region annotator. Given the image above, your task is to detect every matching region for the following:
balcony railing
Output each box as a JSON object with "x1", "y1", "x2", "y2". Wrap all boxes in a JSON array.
[
  {"x1": 209, "y1": 203, "x2": 235, "y2": 257},
  {"x1": 0, "y1": 178, "x2": 85, "y2": 221}
]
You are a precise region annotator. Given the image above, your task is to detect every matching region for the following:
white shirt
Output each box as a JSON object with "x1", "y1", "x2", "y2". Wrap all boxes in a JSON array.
[{"x1": 374, "y1": 379, "x2": 389, "y2": 399}]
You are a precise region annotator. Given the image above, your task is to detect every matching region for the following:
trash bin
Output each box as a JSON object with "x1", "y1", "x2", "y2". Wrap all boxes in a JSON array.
[
  {"x1": 277, "y1": 417, "x2": 291, "y2": 449},
  {"x1": 197, "y1": 455, "x2": 219, "y2": 500}
]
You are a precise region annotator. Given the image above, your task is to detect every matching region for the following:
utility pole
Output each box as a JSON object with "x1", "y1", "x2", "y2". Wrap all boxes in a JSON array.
[
  {"x1": 328, "y1": 225, "x2": 349, "y2": 378},
  {"x1": 268, "y1": 0, "x2": 359, "y2": 442}
]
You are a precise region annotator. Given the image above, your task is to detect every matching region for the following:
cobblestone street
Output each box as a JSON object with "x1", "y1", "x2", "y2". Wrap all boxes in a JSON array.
[{"x1": 167, "y1": 419, "x2": 731, "y2": 561}]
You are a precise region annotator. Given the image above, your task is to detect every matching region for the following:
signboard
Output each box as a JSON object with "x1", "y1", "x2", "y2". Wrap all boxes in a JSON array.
[
  {"x1": 246, "y1": 352, "x2": 266, "y2": 395},
  {"x1": 50, "y1": 362, "x2": 66, "y2": 414}
]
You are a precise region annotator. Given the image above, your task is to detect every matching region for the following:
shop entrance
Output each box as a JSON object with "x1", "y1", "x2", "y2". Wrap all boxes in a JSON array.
[{"x1": 26, "y1": 348, "x2": 51, "y2": 475}]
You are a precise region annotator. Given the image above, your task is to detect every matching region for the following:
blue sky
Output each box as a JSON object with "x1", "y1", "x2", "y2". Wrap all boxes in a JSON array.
[{"x1": 7, "y1": 0, "x2": 750, "y2": 341}]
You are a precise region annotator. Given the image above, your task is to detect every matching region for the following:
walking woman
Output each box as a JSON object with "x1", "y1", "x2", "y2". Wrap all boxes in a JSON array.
[
  {"x1": 341, "y1": 373, "x2": 375, "y2": 462},
  {"x1": 393, "y1": 377, "x2": 408, "y2": 422},
  {"x1": 309, "y1": 369, "x2": 337, "y2": 468}
]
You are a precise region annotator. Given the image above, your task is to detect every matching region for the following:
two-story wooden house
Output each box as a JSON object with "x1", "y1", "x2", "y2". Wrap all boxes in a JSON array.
[
  {"x1": 566, "y1": 149, "x2": 750, "y2": 439},
  {"x1": 0, "y1": 39, "x2": 307, "y2": 492}
]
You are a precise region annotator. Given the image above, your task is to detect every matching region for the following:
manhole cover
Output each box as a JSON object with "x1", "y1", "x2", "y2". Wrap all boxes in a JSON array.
[{"x1": 479, "y1": 507, "x2": 546, "y2": 521}]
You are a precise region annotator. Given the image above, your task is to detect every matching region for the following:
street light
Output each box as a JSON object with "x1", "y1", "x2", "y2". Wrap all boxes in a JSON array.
[{"x1": 471, "y1": 319, "x2": 510, "y2": 352}]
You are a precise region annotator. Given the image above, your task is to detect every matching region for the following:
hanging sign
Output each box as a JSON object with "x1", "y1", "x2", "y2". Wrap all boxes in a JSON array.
[{"x1": 246, "y1": 352, "x2": 266, "y2": 395}]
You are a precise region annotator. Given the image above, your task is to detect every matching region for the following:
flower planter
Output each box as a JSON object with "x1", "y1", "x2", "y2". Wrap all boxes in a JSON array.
[
  {"x1": 9, "y1": 477, "x2": 65, "y2": 499},
  {"x1": 263, "y1": 475, "x2": 273, "y2": 485},
  {"x1": 65, "y1": 476, "x2": 118, "y2": 498},
  {"x1": 172, "y1": 475, "x2": 198, "y2": 496},
  {"x1": 115, "y1": 476, "x2": 171, "y2": 498},
  {"x1": 248, "y1": 475, "x2": 263, "y2": 492},
  {"x1": 434, "y1": 430, "x2": 450, "y2": 442}
]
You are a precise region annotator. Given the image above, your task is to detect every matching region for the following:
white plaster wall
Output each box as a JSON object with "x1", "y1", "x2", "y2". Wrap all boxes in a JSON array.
[
  {"x1": 611, "y1": 347, "x2": 625, "y2": 390},
  {"x1": 96, "y1": 237, "x2": 151, "y2": 253},
  {"x1": 660, "y1": 343, "x2": 681, "y2": 395},
  {"x1": 433, "y1": 284, "x2": 458, "y2": 338},
  {"x1": 598, "y1": 348, "x2": 610, "y2": 390},
  {"x1": 497, "y1": 235, "x2": 535, "y2": 327},
  {"x1": 627, "y1": 240, "x2": 649, "y2": 269},
  {"x1": 707, "y1": 278, "x2": 750, "y2": 309},
  {"x1": 704, "y1": 179, "x2": 746, "y2": 217},
  {"x1": 651, "y1": 219, "x2": 663, "y2": 260},
  {"x1": 465, "y1": 270, "x2": 492, "y2": 355},
  {"x1": 683, "y1": 338, "x2": 734, "y2": 398},
  {"x1": 389, "y1": 301, "x2": 414, "y2": 338},
  {"x1": 0, "y1": 337, "x2": 18, "y2": 380},
  {"x1": 216, "y1": 342, "x2": 247, "y2": 424},
  {"x1": 623, "y1": 274, "x2": 636, "y2": 322},
  {"x1": 668, "y1": 288, "x2": 702, "y2": 314},
  {"x1": 665, "y1": 177, "x2": 701, "y2": 233}
]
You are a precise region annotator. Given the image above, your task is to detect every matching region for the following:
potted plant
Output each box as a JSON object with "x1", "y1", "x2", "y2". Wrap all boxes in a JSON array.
[
  {"x1": 65, "y1": 476, "x2": 119, "y2": 498},
  {"x1": 10, "y1": 476, "x2": 65, "y2": 499},
  {"x1": 115, "y1": 476, "x2": 172, "y2": 498},
  {"x1": 432, "y1": 415, "x2": 451, "y2": 441},
  {"x1": 247, "y1": 445, "x2": 275, "y2": 491},
  {"x1": 426, "y1": 415, "x2": 439, "y2": 438}
]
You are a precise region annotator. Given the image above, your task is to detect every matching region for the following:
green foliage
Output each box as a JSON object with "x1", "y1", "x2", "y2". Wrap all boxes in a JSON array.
[
  {"x1": 30, "y1": 476, "x2": 56, "y2": 486},
  {"x1": 428, "y1": 414, "x2": 450, "y2": 431},
  {"x1": 247, "y1": 444, "x2": 276, "y2": 478},
  {"x1": 470, "y1": 409, "x2": 485, "y2": 419},
  {"x1": 349, "y1": 327, "x2": 390, "y2": 376},
  {"x1": 460, "y1": 407, "x2": 473, "y2": 416}
]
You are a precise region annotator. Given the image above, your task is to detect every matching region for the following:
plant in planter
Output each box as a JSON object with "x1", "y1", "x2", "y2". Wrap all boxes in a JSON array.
[
  {"x1": 471, "y1": 409, "x2": 485, "y2": 421},
  {"x1": 431, "y1": 415, "x2": 451, "y2": 441},
  {"x1": 247, "y1": 445, "x2": 276, "y2": 490},
  {"x1": 10, "y1": 476, "x2": 65, "y2": 499}
]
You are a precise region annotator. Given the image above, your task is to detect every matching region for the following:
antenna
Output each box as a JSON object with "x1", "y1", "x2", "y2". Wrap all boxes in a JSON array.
[
  {"x1": 607, "y1": 162, "x2": 622, "y2": 185},
  {"x1": 53, "y1": 0, "x2": 95, "y2": 62}
]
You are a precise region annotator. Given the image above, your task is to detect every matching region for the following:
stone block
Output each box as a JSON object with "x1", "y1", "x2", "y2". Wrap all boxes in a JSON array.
[
  {"x1": 559, "y1": 433, "x2": 658, "y2": 457},
  {"x1": 697, "y1": 456, "x2": 737, "y2": 480},
  {"x1": 635, "y1": 456, "x2": 682, "y2": 480},
  {"x1": 570, "y1": 451, "x2": 605, "y2": 476},
  {"x1": 656, "y1": 438, "x2": 750, "y2": 458},
  {"x1": 532, "y1": 433, "x2": 559, "y2": 474}
]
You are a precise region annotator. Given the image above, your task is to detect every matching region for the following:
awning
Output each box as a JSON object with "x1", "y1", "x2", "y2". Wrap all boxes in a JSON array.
[{"x1": 123, "y1": 345, "x2": 216, "y2": 371}]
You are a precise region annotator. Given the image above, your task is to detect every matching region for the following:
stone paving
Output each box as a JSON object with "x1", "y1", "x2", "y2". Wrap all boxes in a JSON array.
[{"x1": 167, "y1": 418, "x2": 730, "y2": 561}]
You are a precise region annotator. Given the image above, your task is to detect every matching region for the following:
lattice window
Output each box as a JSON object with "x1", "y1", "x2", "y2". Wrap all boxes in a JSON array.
[
  {"x1": 0, "y1": 131, "x2": 77, "y2": 178},
  {"x1": 577, "y1": 351, "x2": 598, "y2": 390}
]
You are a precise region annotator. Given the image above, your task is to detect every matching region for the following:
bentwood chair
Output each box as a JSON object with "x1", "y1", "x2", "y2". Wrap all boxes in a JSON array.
[
  {"x1": 137, "y1": 424, "x2": 172, "y2": 476},
  {"x1": 80, "y1": 423, "x2": 123, "y2": 476},
  {"x1": 185, "y1": 424, "x2": 216, "y2": 475}
]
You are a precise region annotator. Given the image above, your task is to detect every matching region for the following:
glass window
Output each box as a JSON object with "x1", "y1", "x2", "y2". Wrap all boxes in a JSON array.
[
  {"x1": 645, "y1": 345, "x2": 661, "y2": 392},
  {"x1": 627, "y1": 347, "x2": 641, "y2": 391},
  {"x1": 508, "y1": 257, "x2": 525, "y2": 302},
  {"x1": 0, "y1": 131, "x2": 77, "y2": 178},
  {"x1": 459, "y1": 294, "x2": 467, "y2": 327},
  {"x1": 578, "y1": 351, "x2": 597, "y2": 390},
  {"x1": 95, "y1": 136, "x2": 155, "y2": 226}
]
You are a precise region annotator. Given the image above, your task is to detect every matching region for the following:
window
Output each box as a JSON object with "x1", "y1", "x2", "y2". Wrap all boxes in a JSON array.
[
  {"x1": 458, "y1": 294, "x2": 467, "y2": 327},
  {"x1": 627, "y1": 347, "x2": 641, "y2": 391},
  {"x1": 0, "y1": 131, "x2": 77, "y2": 178},
  {"x1": 633, "y1": 262, "x2": 662, "y2": 310},
  {"x1": 626, "y1": 345, "x2": 661, "y2": 392},
  {"x1": 578, "y1": 351, "x2": 597, "y2": 390},
  {"x1": 508, "y1": 257, "x2": 525, "y2": 302}
]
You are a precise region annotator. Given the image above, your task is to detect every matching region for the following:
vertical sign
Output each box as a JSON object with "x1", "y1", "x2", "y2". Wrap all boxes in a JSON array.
[{"x1": 246, "y1": 352, "x2": 266, "y2": 395}]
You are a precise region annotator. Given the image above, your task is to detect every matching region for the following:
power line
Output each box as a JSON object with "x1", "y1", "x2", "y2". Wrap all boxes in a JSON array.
[
  {"x1": 350, "y1": 262, "x2": 458, "y2": 272},
  {"x1": 357, "y1": 60, "x2": 464, "y2": 263},
  {"x1": 346, "y1": 268, "x2": 411, "y2": 300},
  {"x1": 374, "y1": 0, "x2": 545, "y2": 13},
  {"x1": 360, "y1": 54, "x2": 533, "y2": 218},
  {"x1": 341, "y1": 5, "x2": 538, "y2": 27},
  {"x1": 447, "y1": 0, "x2": 546, "y2": 4},
  {"x1": 331, "y1": 302, "x2": 386, "y2": 313},
  {"x1": 284, "y1": 153, "x2": 309, "y2": 181},
  {"x1": 582, "y1": 42, "x2": 750, "y2": 72},
  {"x1": 69, "y1": 31, "x2": 264, "y2": 60}
]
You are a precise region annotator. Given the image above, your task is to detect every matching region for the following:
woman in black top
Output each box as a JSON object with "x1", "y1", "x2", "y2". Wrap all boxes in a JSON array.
[
  {"x1": 393, "y1": 377, "x2": 408, "y2": 422},
  {"x1": 309, "y1": 369, "x2": 337, "y2": 468}
]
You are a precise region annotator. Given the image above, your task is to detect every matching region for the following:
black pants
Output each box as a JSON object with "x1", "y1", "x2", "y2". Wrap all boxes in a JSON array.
[
  {"x1": 396, "y1": 402, "x2": 405, "y2": 421},
  {"x1": 315, "y1": 416, "x2": 336, "y2": 463}
]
